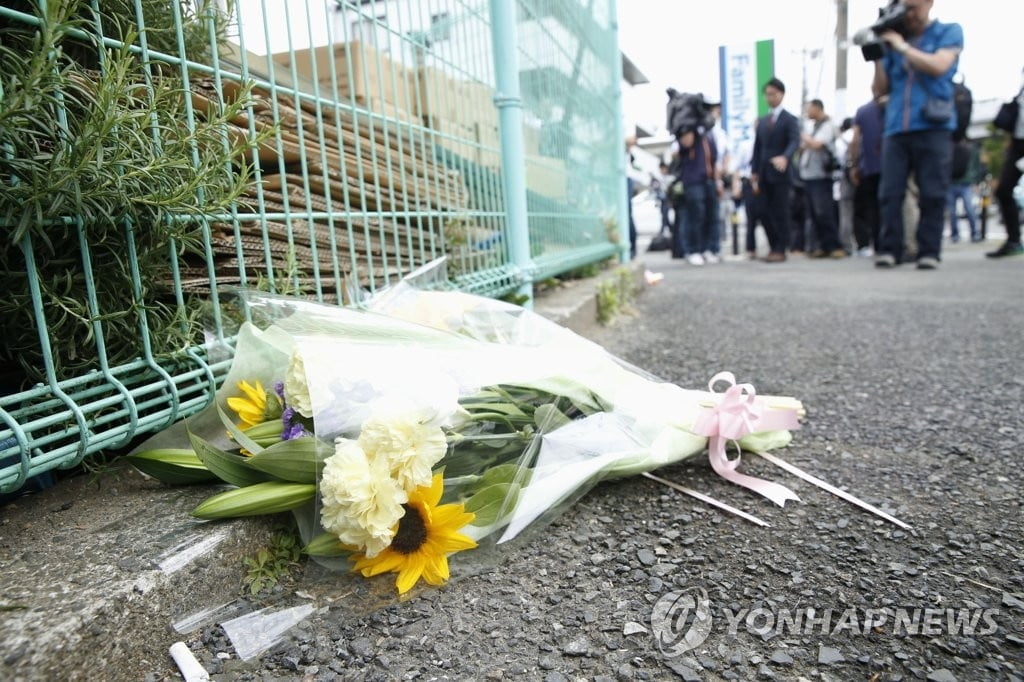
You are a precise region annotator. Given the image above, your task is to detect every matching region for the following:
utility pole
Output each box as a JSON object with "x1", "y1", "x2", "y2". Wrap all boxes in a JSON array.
[
  {"x1": 799, "y1": 47, "x2": 822, "y2": 120},
  {"x1": 835, "y1": 0, "x2": 848, "y2": 119}
]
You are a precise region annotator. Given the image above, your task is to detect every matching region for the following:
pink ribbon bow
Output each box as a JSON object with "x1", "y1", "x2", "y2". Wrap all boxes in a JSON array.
[{"x1": 692, "y1": 372, "x2": 802, "y2": 506}]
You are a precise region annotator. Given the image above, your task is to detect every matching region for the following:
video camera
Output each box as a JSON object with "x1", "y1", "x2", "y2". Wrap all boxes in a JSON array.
[
  {"x1": 852, "y1": 0, "x2": 909, "y2": 61},
  {"x1": 666, "y1": 89, "x2": 715, "y2": 137}
]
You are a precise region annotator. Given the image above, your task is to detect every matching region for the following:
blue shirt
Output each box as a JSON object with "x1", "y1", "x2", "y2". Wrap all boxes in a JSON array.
[{"x1": 881, "y1": 20, "x2": 963, "y2": 136}]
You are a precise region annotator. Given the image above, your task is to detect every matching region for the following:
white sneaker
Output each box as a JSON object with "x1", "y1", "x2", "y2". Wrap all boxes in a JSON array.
[
  {"x1": 856, "y1": 246, "x2": 874, "y2": 258},
  {"x1": 702, "y1": 251, "x2": 721, "y2": 264},
  {"x1": 686, "y1": 253, "x2": 705, "y2": 266}
]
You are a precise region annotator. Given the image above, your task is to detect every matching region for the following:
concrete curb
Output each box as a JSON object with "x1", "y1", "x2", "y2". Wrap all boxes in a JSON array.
[
  {"x1": 531, "y1": 258, "x2": 648, "y2": 337},
  {"x1": 0, "y1": 468, "x2": 278, "y2": 681}
]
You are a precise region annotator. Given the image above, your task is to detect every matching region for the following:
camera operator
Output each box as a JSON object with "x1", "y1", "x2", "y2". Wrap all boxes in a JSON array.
[
  {"x1": 870, "y1": 0, "x2": 963, "y2": 270},
  {"x1": 668, "y1": 126, "x2": 720, "y2": 266}
]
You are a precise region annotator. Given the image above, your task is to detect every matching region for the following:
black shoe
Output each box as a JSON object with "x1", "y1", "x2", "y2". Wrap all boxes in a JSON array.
[{"x1": 986, "y1": 242, "x2": 1024, "y2": 258}]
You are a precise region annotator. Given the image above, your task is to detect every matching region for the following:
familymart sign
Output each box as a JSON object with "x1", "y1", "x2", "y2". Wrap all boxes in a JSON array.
[{"x1": 718, "y1": 39, "x2": 774, "y2": 157}]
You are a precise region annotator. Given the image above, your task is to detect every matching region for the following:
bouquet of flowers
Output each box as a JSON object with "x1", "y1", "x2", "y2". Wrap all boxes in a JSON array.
[{"x1": 130, "y1": 262, "x2": 904, "y2": 598}]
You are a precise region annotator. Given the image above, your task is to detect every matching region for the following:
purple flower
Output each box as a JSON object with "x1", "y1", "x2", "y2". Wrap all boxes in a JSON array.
[
  {"x1": 281, "y1": 406, "x2": 309, "y2": 441},
  {"x1": 273, "y1": 381, "x2": 286, "y2": 400},
  {"x1": 283, "y1": 422, "x2": 307, "y2": 440}
]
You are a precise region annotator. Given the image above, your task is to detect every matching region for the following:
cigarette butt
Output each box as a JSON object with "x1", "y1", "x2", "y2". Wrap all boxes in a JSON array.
[
  {"x1": 169, "y1": 642, "x2": 210, "y2": 682},
  {"x1": 644, "y1": 269, "x2": 664, "y2": 285}
]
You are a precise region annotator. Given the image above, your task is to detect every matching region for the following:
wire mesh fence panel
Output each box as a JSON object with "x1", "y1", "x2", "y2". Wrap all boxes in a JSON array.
[
  {"x1": 0, "y1": 0, "x2": 624, "y2": 493},
  {"x1": 516, "y1": 0, "x2": 624, "y2": 278}
]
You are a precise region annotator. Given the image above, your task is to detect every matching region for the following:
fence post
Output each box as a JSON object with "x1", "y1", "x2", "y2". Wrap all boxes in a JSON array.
[
  {"x1": 608, "y1": 0, "x2": 631, "y2": 263},
  {"x1": 487, "y1": 0, "x2": 534, "y2": 305}
]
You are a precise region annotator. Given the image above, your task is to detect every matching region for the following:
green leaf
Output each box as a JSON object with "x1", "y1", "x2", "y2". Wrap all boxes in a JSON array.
[
  {"x1": 463, "y1": 401, "x2": 528, "y2": 418},
  {"x1": 188, "y1": 429, "x2": 271, "y2": 487},
  {"x1": 533, "y1": 403, "x2": 572, "y2": 434},
  {"x1": 127, "y1": 448, "x2": 217, "y2": 485},
  {"x1": 464, "y1": 412, "x2": 517, "y2": 429},
  {"x1": 217, "y1": 404, "x2": 267, "y2": 455},
  {"x1": 245, "y1": 436, "x2": 331, "y2": 483},
  {"x1": 464, "y1": 482, "x2": 520, "y2": 527},
  {"x1": 474, "y1": 463, "x2": 532, "y2": 491},
  {"x1": 191, "y1": 481, "x2": 316, "y2": 519},
  {"x1": 303, "y1": 532, "x2": 352, "y2": 557},
  {"x1": 243, "y1": 420, "x2": 286, "y2": 447}
]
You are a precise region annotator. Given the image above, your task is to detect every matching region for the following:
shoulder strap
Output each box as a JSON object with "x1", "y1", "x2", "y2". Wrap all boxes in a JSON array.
[{"x1": 701, "y1": 136, "x2": 713, "y2": 178}]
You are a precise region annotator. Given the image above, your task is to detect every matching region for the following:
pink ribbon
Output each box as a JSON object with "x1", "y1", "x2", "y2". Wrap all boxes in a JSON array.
[{"x1": 692, "y1": 372, "x2": 802, "y2": 506}]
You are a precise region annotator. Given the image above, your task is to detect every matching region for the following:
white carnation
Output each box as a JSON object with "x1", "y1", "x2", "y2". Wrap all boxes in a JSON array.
[
  {"x1": 319, "y1": 439, "x2": 407, "y2": 557},
  {"x1": 283, "y1": 352, "x2": 313, "y2": 418},
  {"x1": 359, "y1": 414, "x2": 448, "y2": 492}
]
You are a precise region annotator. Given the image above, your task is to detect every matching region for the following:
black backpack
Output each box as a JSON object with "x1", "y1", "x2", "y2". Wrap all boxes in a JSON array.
[{"x1": 952, "y1": 81, "x2": 972, "y2": 142}]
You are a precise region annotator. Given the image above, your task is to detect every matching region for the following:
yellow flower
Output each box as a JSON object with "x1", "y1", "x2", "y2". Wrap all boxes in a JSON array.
[
  {"x1": 352, "y1": 473, "x2": 477, "y2": 595},
  {"x1": 226, "y1": 380, "x2": 269, "y2": 428}
]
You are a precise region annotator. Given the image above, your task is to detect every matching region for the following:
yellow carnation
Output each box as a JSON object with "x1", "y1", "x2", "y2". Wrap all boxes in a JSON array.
[
  {"x1": 359, "y1": 415, "x2": 448, "y2": 492},
  {"x1": 319, "y1": 439, "x2": 407, "y2": 557}
]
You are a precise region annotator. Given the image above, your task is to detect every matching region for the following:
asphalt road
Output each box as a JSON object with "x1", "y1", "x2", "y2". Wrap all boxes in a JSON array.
[{"x1": 162, "y1": 238, "x2": 1023, "y2": 682}]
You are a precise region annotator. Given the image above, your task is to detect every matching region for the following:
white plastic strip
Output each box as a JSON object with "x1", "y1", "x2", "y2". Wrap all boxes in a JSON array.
[
  {"x1": 169, "y1": 642, "x2": 210, "y2": 682},
  {"x1": 220, "y1": 604, "x2": 316, "y2": 661},
  {"x1": 158, "y1": 530, "x2": 230, "y2": 574},
  {"x1": 751, "y1": 450, "x2": 911, "y2": 529},
  {"x1": 642, "y1": 472, "x2": 770, "y2": 527}
]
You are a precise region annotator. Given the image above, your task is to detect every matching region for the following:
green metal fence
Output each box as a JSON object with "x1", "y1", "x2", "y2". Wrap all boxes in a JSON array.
[{"x1": 0, "y1": 0, "x2": 626, "y2": 493}]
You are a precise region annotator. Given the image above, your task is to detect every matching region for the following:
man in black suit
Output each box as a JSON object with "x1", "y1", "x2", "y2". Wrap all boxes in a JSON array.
[{"x1": 751, "y1": 78, "x2": 801, "y2": 262}]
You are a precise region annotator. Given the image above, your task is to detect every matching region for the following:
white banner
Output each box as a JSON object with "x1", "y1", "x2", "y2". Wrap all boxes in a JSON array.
[{"x1": 719, "y1": 43, "x2": 763, "y2": 160}]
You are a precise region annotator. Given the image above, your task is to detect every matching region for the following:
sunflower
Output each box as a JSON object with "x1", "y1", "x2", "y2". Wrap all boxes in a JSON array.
[
  {"x1": 226, "y1": 379, "x2": 273, "y2": 428},
  {"x1": 352, "y1": 473, "x2": 477, "y2": 594}
]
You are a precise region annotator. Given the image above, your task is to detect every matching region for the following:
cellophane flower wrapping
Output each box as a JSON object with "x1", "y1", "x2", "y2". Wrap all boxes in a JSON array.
[{"x1": 131, "y1": 262, "x2": 800, "y2": 597}]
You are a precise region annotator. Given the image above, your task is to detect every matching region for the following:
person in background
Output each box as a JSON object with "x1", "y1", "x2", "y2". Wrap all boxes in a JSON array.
[
  {"x1": 798, "y1": 99, "x2": 845, "y2": 258},
  {"x1": 849, "y1": 94, "x2": 887, "y2": 257},
  {"x1": 751, "y1": 77, "x2": 801, "y2": 263},
  {"x1": 947, "y1": 138, "x2": 982, "y2": 243},
  {"x1": 655, "y1": 161, "x2": 674, "y2": 234},
  {"x1": 625, "y1": 135, "x2": 644, "y2": 259},
  {"x1": 986, "y1": 70, "x2": 1024, "y2": 258},
  {"x1": 705, "y1": 103, "x2": 732, "y2": 264},
  {"x1": 789, "y1": 170, "x2": 810, "y2": 254},
  {"x1": 669, "y1": 126, "x2": 719, "y2": 266},
  {"x1": 871, "y1": 0, "x2": 964, "y2": 270},
  {"x1": 835, "y1": 117, "x2": 856, "y2": 253},
  {"x1": 732, "y1": 129, "x2": 764, "y2": 259}
]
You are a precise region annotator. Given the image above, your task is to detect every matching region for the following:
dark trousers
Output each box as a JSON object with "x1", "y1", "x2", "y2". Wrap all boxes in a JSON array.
[
  {"x1": 761, "y1": 181, "x2": 792, "y2": 254},
  {"x1": 879, "y1": 129, "x2": 952, "y2": 263},
  {"x1": 995, "y1": 137, "x2": 1024, "y2": 243},
  {"x1": 670, "y1": 198, "x2": 686, "y2": 258},
  {"x1": 789, "y1": 184, "x2": 807, "y2": 251},
  {"x1": 804, "y1": 178, "x2": 841, "y2": 252},
  {"x1": 853, "y1": 172, "x2": 881, "y2": 249},
  {"x1": 742, "y1": 178, "x2": 763, "y2": 252},
  {"x1": 679, "y1": 182, "x2": 717, "y2": 255},
  {"x1": 627, "y1": 178, "x2": 637, "y2": 258},
  {"x1": 660, "y1": 198, "x2": 673, "y2": 232}
]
